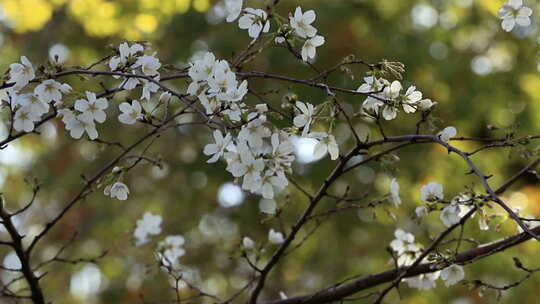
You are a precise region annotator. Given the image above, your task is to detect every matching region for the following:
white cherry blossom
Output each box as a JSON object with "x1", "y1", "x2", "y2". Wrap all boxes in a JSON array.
[
  {"x1": 64, "y1": 112, "x2": 99, "y2": 140},
  {"x1": 309, "y1": 132, "x2": 339, "y2": 160},
  {"x1": 380, "y1": 80, "x2": 402, "y2": 120},
  {"x1": 440, "y1": 264, "x2": 465, "y2": 287},
  {"x1": 34, "y1": 80, "x2": 72, "y2": 104},
  {"x1": 238, "y1": 8, "x2": 270, "y2": 39},
  {"x1": 109, "y1": 42, "x2": 144, "y2": 71},
  {"x1": 134, "y1": 55, "x2": 161, "y2": 76},
  {"x1": 498, "y1": 0, "x2": 532, "y2": 32},
  {"x1": 438, "y1": 126, "x2": 457, "y2": 143},
  {"x1": 357, "y1": 76, "x2": 386, "y2": 93},
  {"x1": 9, "y1": 56, "x2": 35, "y2": 89},
  {"x1": 224, "y1": 0, "x2": 242, "y2": 22},
  {"x1": 440, "y1": 204, "x2": 461, "y2": 227},
  {"x1": 293, "y1": 101, "x2": 315, "y2": 136},
  {"x1": 118, "y1": 100, "x2": 143, "y2": 124},
  {"x1": 204, "y1": 130, "x2": 232, "y2": 163},
  {"x1": 159, "y1": 235, "x2": 186, "y2": 266},
  {"x1": 415, "y1": 206, "x2": 428, "y2": 218},
  {"x1": 242, "y1": 236, "x2": 254, "y2": 249},
  {"x1": 390, "y1": 229, "x2": 417, "y2": 255},
  {"x1": 224, "y1": 79, "x2": 248, "y2": 102},
  {"x1": 134, "y1": 212, "x2": 162, "y2": 246},
  {"x1": 402, "y1": 86, "x2": 422, "y2": 113},
  {"x1": 49, "y1": 44, "x2": 70, "y2": 65},
  {"x1": 260, "y1": 172, "x2": 288, "y2": 199},
  {"x1": 238, "y1": 118, "x2": 271, "y2": 148},
  {"x1": 18, "y1": 94, "x2": 49, "y2": 117},
  {"x1": 74, "y1": 91, "x2": 109, "y2": 123},
  {"x1": 403, "y1": 272, "x2": 440, "y2": 290},
  {"x1": 188, "y1": 52, "x2": 216, "y2": 83},
  {"x1": 13, "y1": 106, "x2": 38, "y2": 132},
  {"x1": 290, "y1": 7, "x2": 317, "y2": 38},
  {"x1": 141, "y1": 80, "x2": 160, "y2": 100},
  {"x1": 418, "y1": 98, "x2": 436, "y2": 110},
  {"x1": 104, "y1": 182, "x2": 130, "y2": 200},
  {"x1": 420, "y1": 182, "x2": 444, "y2": 202},
  {"x1": 268, "y1": 229, "x2": 285, "y2": 244},
  {"x1": 301, "y1": 35, "x2": 325, "y2": 62}
]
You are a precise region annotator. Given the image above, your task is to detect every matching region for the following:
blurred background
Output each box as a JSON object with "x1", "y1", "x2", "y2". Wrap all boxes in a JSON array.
[{"x1": 0, "y1": 0, "x2": 540, "y2": 303}]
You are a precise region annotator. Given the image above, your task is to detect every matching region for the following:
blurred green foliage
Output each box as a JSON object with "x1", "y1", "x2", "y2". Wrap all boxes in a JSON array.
[{"x1": 0, "y1": 0, "x2": 540, "y2": 303}]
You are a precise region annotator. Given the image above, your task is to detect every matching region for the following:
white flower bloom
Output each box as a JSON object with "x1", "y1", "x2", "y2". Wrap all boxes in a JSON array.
[
  {"x1": 290, "y1": 7, "x2": 317, "y2": 38},
  {"x1": 134, "y1": 212, "x2": 162, "y2": 246},
  {"x1": 208, "y1": 61, "x2": 237, "y2": 97},
  {"x1": 204, "y1": 130, "x2": 232, "y2": 163},
  {"x1": 238, "y1": 8, "x2": 270, "y2": 39},
  {"x1": 241, "y1": 153, "x2": 265, "y2": 192},
  {"x1": 16, "y1": 93, "x2": 49, "y2": 117},
  {"x1": 64, "y1": 112, "x2": 99, "y2": 140},
  {"x1": 361, "y1": 96, "x2": 384, "y2": 115},
  {"x1": 293, "y1": 101, "x2": 315, "y2": 136},
  {"x1": 118, "y1": 100, "x2": 143, "y2": 125},
  {"x1": 188, "y1": 52, "x2": 217, "y2": 83},
  {"x1": 403, "y1": 272, "x2": 440, "y2": 290},
  {"x1": 104, "y1": 182, "x2": 130, "y2": 200},
  {"x1": 242, "y1": 236, "x2": 254, "y2": 249},
  {"x1": 224, "y1": 0, "x2": 243, "y2": 22},
  {"x1": 380, "y1": 80, "x2": 402, "y2": 120},
  {"x1": 383, "y1": 80, "x2": 402, "y2": 99},
  {"x1": 402, "y1": 86, "x2": 422, "y2": 113},
  {"x1": 397, "y1": 249, "x2": 422, "y2": 267},
  {"x1": 109, "y1": 42, "x2": 144, "y2": 71},
  {"x1": 440, "y1": 264, "x2": 465, "y2": 287},
  {"x1": 260, "y1": 172, "x2": 288, "y2": 199},
  {"x1": 49, "y1": 44, "x2": 70, "y2": 64},
  {"x1": 268, "y1": 229, "x2": 285, "y2": 244},
  {"x1": 418, "y1": 98, "x2": 436, "y2": 110},
  {"x1": 309, "y1": 132, "x2": 339, "y2": 160},
  {"x1": 420, "y1": 182, "x2": 444, "y2": 202},
  {"x1": 357, "y1": 76, "x2": 386, "y2": 93},
  {"x1": 301, "y1": 35, "x2": 325, "y2": 62},
  {"x1": 13, "y1": 106, "x2": 38, "y2": 132},
  {"x1": 224, "y1": 79, "x2": 248, "y2": 102},
  {"x1": 238, "y1": 118, "x2": 271, "y2": 148},
  {"x1": 121, "y1": 73, "x2": 141, "y2": 90},
  {"x1": 498, "y1": 0, "x2": 532, "y2": 32},
  {"x1": 390, "y1": 229, "x2": 424, "y2": 267},
  {"x1": 390, "y1": 178, "x2": 401, "y2": 206},
  {"x1": 159, "y1": 235, "x2": 186, "y2": 266},
  {"x1": 9, "y1": 56, "x2": 35, "y2": 89},
  {"x1": 440, "y1": 204, "x2": 461, "y2": 227},
  {"x1": 34, "y1": 79, "x2": 72, "y2": 104},
  {"x1": 270, "y1": 132, "x2": 295, "y2": 172},
  {"x1": 438, "y1": 126, "x2": 457, "y2": 143},
  {"x1": 415, "y1": 206, "x2": 428, "y2": 218},
  {"x1": 133, "y1": 55, "x2": 161, "y2": 76},
  {"x1": 58, "y1": 108, "x2": 76, "y2": 124},
  {"x1": 141, "y1": 80, "x2": 160, "y2": 100},
  {"x1": 390, "y1": 228, "x2": 416, "y2": 255},
  {"x1": 74, "y1": 91, "x2": 109, "y2": 123}
]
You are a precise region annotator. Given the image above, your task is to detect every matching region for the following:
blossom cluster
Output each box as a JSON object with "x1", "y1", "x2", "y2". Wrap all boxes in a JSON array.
[
  {"x1": 358, "y1": 76, "x2": 435, "y2": 121},
  {"x1": 189, "y1": 52, "x2": 339, "y2": 199},
  {"x1": 390, "y1": 229, "x2": 465, "y2": 289},
  {"x1": 3, "y1": 56, "x2": 72, "y2": 133}
]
